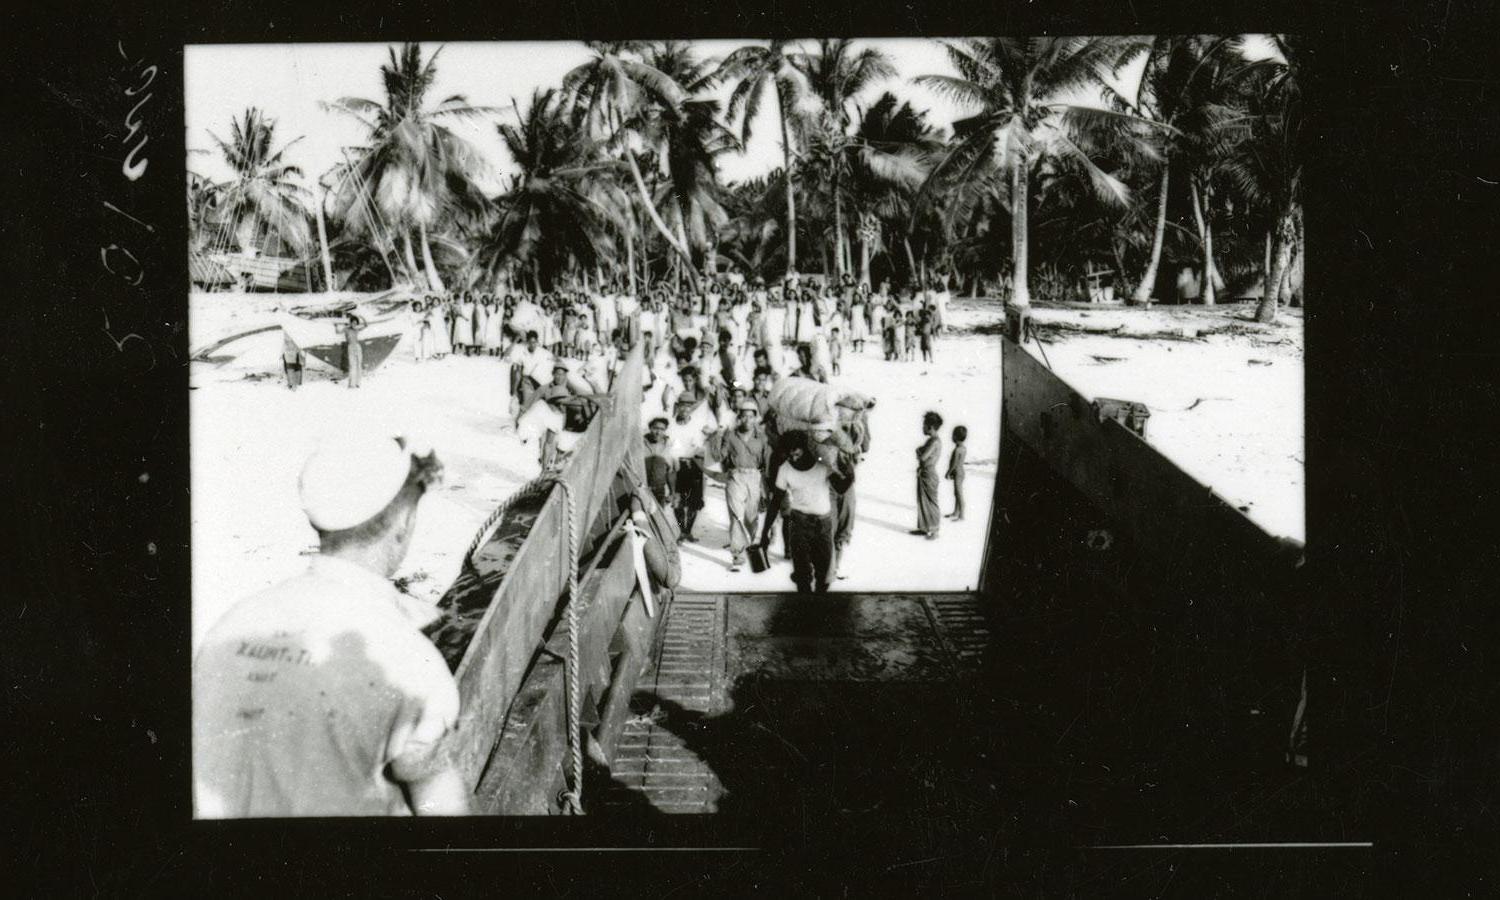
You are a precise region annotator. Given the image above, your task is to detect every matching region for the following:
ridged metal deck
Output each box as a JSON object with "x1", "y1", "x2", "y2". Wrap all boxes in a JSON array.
[{"x1": 602, "y1": 592, "x2": 991, "y2": 815}]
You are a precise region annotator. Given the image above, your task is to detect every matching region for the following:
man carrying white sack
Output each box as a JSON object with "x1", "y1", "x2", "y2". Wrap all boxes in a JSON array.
[{"x1": 193, "y1": 435, "x2": 469, "y2": 818}]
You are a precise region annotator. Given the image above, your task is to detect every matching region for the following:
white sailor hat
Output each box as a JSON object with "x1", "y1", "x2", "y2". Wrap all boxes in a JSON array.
[{"x1": 299, "y1": 433, "x2": 422, "y2": 531}]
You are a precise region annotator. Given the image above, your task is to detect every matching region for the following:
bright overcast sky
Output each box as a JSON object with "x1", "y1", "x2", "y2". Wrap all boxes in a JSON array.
[
  {"x1": 183, "y1": 37, "x2": 1271, "y2": 193},
  {"x1": 185, "y1": 40, "x2": 979, "y2": 192}
]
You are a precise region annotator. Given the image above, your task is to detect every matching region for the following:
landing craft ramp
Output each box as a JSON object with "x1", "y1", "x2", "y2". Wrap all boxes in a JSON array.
[
  {"x1": 447, "y1": 330, "x2": 1315, "y2": 873},
  {"x1": 598, "y1": 591, "x2": 992, "y2": 816}
]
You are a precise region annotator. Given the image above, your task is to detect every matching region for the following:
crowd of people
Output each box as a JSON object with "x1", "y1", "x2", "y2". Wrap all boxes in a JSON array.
[
  {"x1": 289, "y1": 271, "x2": 970, "y2": 592},
  {"x1": 198, "y1": 270, "x2": 975, "y2": 817},
  {"x1": 380, "y1": 271, "x2": 967, "y2": 594}
]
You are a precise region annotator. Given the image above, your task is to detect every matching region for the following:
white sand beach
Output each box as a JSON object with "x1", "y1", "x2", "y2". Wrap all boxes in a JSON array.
[{"x1": 190, "y1": 293, "x2": 1303, "y2": 653}]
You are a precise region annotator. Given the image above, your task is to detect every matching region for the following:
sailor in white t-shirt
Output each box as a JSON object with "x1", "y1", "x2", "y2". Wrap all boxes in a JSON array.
[{"x1": 193, "y1": 435, "x2": 467, "y2": 818}]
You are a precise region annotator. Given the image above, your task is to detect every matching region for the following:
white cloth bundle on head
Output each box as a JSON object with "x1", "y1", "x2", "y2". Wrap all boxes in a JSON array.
[
  {"x1": 771, "y1": 376, "x2": 876, "y2": 432},
  {"x1": 769, "y1": 375, "x2": 839, "y2": 433}
]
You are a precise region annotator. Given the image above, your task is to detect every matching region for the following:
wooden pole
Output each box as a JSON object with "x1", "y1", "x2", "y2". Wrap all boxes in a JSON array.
[{"x1": 314, "y1": 188, "x2": 335, "y2": 293}]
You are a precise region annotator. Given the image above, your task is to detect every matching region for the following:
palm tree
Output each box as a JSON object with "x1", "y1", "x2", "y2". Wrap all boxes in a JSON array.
[
  {"x1": 640, "y1": 42, "x2": 739, "y2": 282},
  {"x1": 1217, "y1": 36, "x2": 1302, "y2": 323},
  {"x1": 1173, "y1": 37, "x2": 1263, "y2": 307},
  {"x1": 719, "y1": 175, "x2": 788, "y2": 280},
  {"x1": 792, "y1": 39, "x2": 898, "y2": 280},
  {"x1": 203, "y1": 108, "x2": 312, "y2": 258},
  {"x1": 186, "y1": 169, "x2": 223, "y2": 253},
  {"x1": 479, "y1": 88, "x2": 621, "y2": 289},
  {"x1": 322, "y1": 43, "x2": 496, "y2": 292},
  {"x1": 563, "y1": 41, "x2": 706, "y2": 284},
  {"x1": 810, "y1": 92, "x2": 939, "y2": 285},
  {"x1": 1103, "y1": 36, "x2": 1213, "y2": 303},
  {"x1": 917, "y1": 37, "x2": 1152, "y2": 308},
  {"x1": 714, "y1": 40, "x2": 809, "y2": 278}
]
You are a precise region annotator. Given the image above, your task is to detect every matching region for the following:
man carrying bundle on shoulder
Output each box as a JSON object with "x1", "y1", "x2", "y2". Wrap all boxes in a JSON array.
[{"x1": 760, "y1": 430, "x2": 854, "y2": 594}]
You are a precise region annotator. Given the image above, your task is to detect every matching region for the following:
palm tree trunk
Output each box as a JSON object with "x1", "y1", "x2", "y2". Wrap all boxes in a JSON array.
[
  {"x1": 1189, "y1": 178, "x2": 1215, "y2": 305},
  {"x1": 902, "y1": 236, "x2": 918, "y2": 285},
  {"x1": 832, "y1": 168, "x2": 845, "y2": 280},
  {"x1": 1256, "y1": 208, "x2": 1294, "y2": 323},
  {"x1": 625, "y1": 219, "x2": 637, "y2": 295},
  {"x1": 401, "y1": 230, "x2": 423, "y2": 287},
  {"x1": 1010, "y1": 160, "x2": 1031, "y2": 308},
  {"x1": 624, "y1": 149, "x2": 696, "y2": 278},
  {"x1": 674, "y1": 214, "x2": 696, "y2": 289},
  {"x1": 1131, "y1": 165, "x2": 1170, "y2": 305},
  {"x1": 418, "y1": 220, "x2": 446, "y2": 293},
  {"x1": 1288, "y1": 209, "x2": 1304, "y2": 307},
  {"x1": 778, "y1": 88, "x2": 798, "y2": 277},
  {"x1": 1264, "y1": 228, "x2": 1274, "y2": 292},
  {"x1": 859, "y1": 233, "x2": 871, "y2": 286}
]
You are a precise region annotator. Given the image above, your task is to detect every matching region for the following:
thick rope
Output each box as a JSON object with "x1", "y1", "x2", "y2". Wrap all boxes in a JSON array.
[
  {"x1": 556, "y1": 480, "x2": 584, "y2": 815},
  {"x1": 463, "y1": 473, "x2": 563, "y2": 570},
  {"x1": 462, "y1": 470, "x2": 585, "y2": 814}
]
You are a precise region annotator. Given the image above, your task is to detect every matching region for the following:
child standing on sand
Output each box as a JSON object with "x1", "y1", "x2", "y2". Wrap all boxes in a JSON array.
[
  {"x1": 912, "y1": 411, "x2": 943, "y2": 539},
  {"x1": 829, "y1": 325, "x2": 844, "y2": 376},
  {"x1": 918, "y1": 308, "x2": 935, "y2": 363},
  {"x1": 946, "y1": 424, "x2": 968, "y2": 521},
  {"x1": 903, "y1": 311, "x2": 918, "y2": 361}
]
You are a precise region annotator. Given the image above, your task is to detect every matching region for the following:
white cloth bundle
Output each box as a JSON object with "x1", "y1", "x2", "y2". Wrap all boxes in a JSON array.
[
  {"x1": 517, "y1": 398, "x2": 565, "y2": 444},
  {"x1": 770, "y1": 375, "x2": 839, "y2": 432},
  {"x1": 771, "y1": 376, "x2": 875, "y2": 432}
]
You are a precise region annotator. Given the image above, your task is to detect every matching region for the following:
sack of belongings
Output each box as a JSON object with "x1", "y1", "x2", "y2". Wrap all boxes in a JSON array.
[{"x1": 770, "y1": 376, "x2": 876, "y2": 433}]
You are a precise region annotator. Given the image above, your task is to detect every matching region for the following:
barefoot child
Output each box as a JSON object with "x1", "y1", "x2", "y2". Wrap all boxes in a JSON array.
[
  {"x1": 918, "y1": 308, "x2": 935, "y2": 363},
  {"x1": 912, "y1": 411, "x2": 943, "y2": 539},
  {"x1": 946, "y1": 424, "x2": 967, "y2": 521}
]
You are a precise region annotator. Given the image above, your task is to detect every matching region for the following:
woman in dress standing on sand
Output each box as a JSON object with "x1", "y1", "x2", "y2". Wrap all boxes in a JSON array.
[
  {"x1": 433, "y1": 297, "x2": 453, "y2": 358},
  {"x1": 473, "y1": 295, "x2": 488, "y2": 355},
  {"x1": 849, "y1": 284, "x2": 869, "y2": 354},
  {"x1": 483, "y1": 296, "x2": 505, "y2": 355},
  {"x1": 411, "y1": 299, "x2": 430, "y2": 363},
  {"x1": 454, "y1": 292, "x2": 475, "y2": 356},
  {"x1": 913, "y1": 410, "x2": 943, "y2": 539}
]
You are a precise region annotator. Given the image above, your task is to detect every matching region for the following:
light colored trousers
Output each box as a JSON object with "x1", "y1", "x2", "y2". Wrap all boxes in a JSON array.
[{"x1": 725, "y1": 468, "x2": 762, "y2": 558}]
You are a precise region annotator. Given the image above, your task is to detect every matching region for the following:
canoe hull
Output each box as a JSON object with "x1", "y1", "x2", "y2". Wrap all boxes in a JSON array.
[{"x1": 277, "y1": 312, "x2": 406, "y2": 375}]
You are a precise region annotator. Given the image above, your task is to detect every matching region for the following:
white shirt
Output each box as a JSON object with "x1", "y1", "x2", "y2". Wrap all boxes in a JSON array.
[
  {"x1": 193, "y1": 556, "x2": 459, "y2": 818},
  {"x1": 776, "y1": 460, "x2": 833, "y2": 517},
  {"x1": 505, "y1": 344, "x2": 555, "y2": 383}
]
